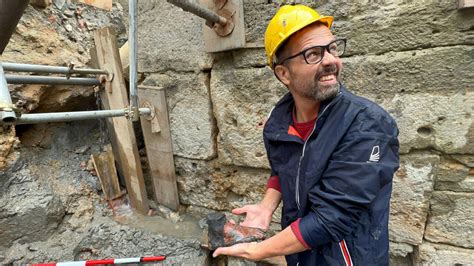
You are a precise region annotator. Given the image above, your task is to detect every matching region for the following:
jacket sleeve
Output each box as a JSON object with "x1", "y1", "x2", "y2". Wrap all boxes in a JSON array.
[
  {"x1": 263, "y1": 131, "x2": 279, "y2": 180},
  {"x1": 298, "y1": 111, "x2": 400, "y2": 247}
]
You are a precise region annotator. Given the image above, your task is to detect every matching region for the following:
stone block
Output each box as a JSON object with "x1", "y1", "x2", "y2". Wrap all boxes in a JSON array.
[
  {"x1": 414, "y1": 242, "x2": 474, "y2": 266},
  {"x1": 389, "y1": 153, "x2": 438, "y2": 245},
  {"x1": 142, "y1": 72, "x2": 216, "y2": 160},
  {"x1": 424, "y1": 191, "x2": 474, "y2": 248},
  {"x1": 231, "y1": 48, "x2": 267, "y2": 68},
  {"x1": 342, "y1": 46, "x2": 473, "y2": 97},
  {"x1": 243, "y1": 1, "x2": 279, "y2": 44},
  {"x1": 390, "y1": 241, "x2": 414, "y2": 257},
  {"x1": 389, "y1": 242, "x2": 414, "y2": 266},
  {"x1": 137, "y1": 1, "x2": 213, "y2": 72},
  {"x1": 451, "y1": 154, "x2": 474, "y2": 167},
  {"x1": 331, "y1": 1, "x2": 473, "y2": 56},
  {"x1": 175, "y1": 157, "x2": 270, "y2": 211},
  {"x1": 373, "y1": 91, "x2": 473, "y2": 154},
  {"x1": 210, "y1": 64, "x2": 287, "y2": 168},
  {"x1": 389, "y1": 255, "x2": 412, "y2": 266},
  {"x1": 435, "y1": 156, "x2": 474, "y2": 192},
  {"x1": 243, "y1": 1, "x2": 474, "y2": 55}
]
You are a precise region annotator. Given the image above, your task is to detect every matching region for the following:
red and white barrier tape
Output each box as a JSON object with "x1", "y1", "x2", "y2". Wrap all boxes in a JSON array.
[{"x1": 30, "y1": 255, "x2": 166, "y2": 266}]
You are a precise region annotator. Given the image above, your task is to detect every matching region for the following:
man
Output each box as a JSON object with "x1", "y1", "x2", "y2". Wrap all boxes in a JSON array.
[{"x1": 213, "y1": 5, "x2": 399, "y2": 265}]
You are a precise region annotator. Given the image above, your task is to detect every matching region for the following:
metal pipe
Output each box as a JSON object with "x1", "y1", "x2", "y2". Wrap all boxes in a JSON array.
[
  {"x1": 5, "y1": 75, "x2": 101, "y2": 86},
  {"x1": 0, "y1": 64, "x2": 17, "y2": 123},
  {"x1": 0, "y1": 0, "x2": 29, "y2": 54},
  {"x1": 129, "y1": 0, "x2": 139, "y2": 121},
  {"x1": 1, "y1": 62, "x2": 108, "y2": 75},
  {"x1": 167, "y1": 0, "x2": 227, "y2": 26},
  {"x1": 10, "y1": 108, "x2": 152, "y2": 125}
]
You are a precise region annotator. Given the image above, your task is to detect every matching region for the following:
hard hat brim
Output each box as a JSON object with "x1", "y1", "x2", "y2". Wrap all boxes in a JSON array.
[{"x1": 269, "y1": 15, "x2": 334, "y2": 69}]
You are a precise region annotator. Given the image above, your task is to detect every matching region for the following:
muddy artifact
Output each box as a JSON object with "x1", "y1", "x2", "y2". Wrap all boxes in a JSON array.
[{"x1": 207, "y1": 212, "x2": 267, "y2": 250}]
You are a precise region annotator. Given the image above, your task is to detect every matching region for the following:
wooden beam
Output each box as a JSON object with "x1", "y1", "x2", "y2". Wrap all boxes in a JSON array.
[
  {"x1": 119, "y1": 41, "x2": 129, "y2": 80},
  {"x1": 139, "y1": 86, "x2": 180, "y2": 211},
  {"x1": 459, "y1": 0, "x2": 474, "y2": 8},
  {"x1": 89, "y1": 46, "x2": 126, "y2": 184},
  {"x1": 93, "y1": 27, "x2": 149, "y2": 214},
  {"x1": 76, "y1": 0, "x2": 112, "y2": 10},
  {"x1": 91, "y1": 145, "x2": 122, "y2": 200}
]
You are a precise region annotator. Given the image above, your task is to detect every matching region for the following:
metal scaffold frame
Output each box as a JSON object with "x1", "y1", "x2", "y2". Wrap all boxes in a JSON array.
[
  {"x1": 0, "y1": 0, "x2": 145, "y2": 125},
  {"x1": 0, "y1": 0, "x2": 241, "y2": 125}
]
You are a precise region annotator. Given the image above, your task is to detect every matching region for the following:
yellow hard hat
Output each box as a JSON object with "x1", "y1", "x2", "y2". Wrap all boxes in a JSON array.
[{"x1": 264, "y1": 5, "x2": 333, "y2": 69}]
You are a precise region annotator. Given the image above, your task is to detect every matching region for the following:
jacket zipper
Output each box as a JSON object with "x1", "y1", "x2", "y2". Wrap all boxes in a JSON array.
[{"x1": 295, "y1": 100, "x2": 336, "y2": 210}]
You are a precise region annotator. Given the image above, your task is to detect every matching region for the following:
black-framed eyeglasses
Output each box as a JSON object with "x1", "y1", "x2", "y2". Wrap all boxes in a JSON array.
[{"x1": 278, "y1": 39, "x2": 346, "y2": 66}]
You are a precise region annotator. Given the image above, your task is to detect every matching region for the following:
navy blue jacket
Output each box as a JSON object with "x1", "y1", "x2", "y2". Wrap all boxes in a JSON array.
[{"x1": 263, "y1": 85, "x2": 399, "y2": 265}]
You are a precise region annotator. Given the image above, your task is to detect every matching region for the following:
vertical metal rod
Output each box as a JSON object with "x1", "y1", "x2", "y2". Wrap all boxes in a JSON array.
[
  {"x1": 129, "y1": 0, "x2": 139, "y2": 121},
  {"x1": 0, "y1": 63, "x2": 17, "y2": 123}
]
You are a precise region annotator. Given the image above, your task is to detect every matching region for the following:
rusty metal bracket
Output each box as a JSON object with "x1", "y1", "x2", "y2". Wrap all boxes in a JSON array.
[
  {"x1": 66, "y1": 62, "x2": 75, "y2": 80},
  {"x1": 99, "y1": 67, "x2": 114, "y2": 93},
  {"x1": 213, "y1": 8, "x2": 235, "y2": 36},
  {"x1": 140, "y1": 100, "x2": 161, "y2": 133}
]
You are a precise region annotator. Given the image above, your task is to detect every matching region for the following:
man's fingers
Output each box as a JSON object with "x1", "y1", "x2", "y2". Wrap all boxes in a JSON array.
[
  {"x1": 212, "y1": 248, "x2": 220, "y2": 257},
  {"x1": 232, "y1": 206, "x2": 248, "y2": 215},
  {"x1": 213, "y1": 247, "x2": 227, "y2": 257}
]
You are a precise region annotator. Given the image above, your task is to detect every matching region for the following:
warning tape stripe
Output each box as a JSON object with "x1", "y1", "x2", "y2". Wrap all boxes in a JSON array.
[{"x1": 30, "y1": 256, "x2": 166, "y2": 266}]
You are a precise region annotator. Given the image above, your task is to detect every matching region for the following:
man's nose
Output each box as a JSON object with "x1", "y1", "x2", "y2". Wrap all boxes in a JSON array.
[{"x1": 321, "y1": 50, "x2": 338, "y2": 66}]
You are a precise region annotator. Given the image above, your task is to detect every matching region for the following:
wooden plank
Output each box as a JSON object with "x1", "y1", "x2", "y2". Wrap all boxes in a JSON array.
[
  {"x1": 139, "y1": 86, "x2": 180, "y2": 211},
  {"x1": 94, "y1": 27, "x2": 149, "y2": 214},
  {"x1": 119, "y1": 41, "x2": 130, "y2": 80},
  {"x1": 89, "y1": 46, "x2": 125, "y2": 183},
  {"x1": 200, "y1": 0, "x2": 246, "y2": 52},
  {"x1": 76, "y1": 0, "x2": 112, "y2": 10},
  {"x1": 91, "y1": 145, "x2": 122, "y2": 200},
  {"x1": 459, "y1": 0, "x2": 474, "y2": 8}
]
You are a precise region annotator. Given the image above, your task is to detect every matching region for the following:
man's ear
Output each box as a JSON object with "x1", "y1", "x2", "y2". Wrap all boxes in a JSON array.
[{"x1": 274, "y1": 64, "x2": 290, "y2": 86}]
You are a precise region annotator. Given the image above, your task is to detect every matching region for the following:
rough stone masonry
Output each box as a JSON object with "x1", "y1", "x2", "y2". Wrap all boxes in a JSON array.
[{"x1": 0, "y1": 0, "x2": 472, "y2": 265}]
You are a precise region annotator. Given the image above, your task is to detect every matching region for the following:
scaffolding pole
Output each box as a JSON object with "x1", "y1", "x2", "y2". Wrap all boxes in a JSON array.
[
  {"x1": 5, "y1": 75, "x2": 102, "y2": 86},
  {"x1": 10, "y1": 108, "x2": 152, "y2": 125},
  {"x1": 1, "y1": 62, "x2": 108, "y2": 75},
  {"x1": 167, "y1": 0, "x2": 228, "y2": 26},
  {"x1": 0, "y1": 64, "x2": 17, "y2": 123},
  {"x1": 128, "y1": 0, "x2": 139, "y2": 121}
]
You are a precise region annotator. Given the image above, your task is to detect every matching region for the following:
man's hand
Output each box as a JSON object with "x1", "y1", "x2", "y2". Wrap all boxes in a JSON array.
[
  {"x1": 233, "y1": 187, "x2": 282, "y2": 230},
  {"x1": 212, "y1": 226, "x2": 308, "y2": 261},
  {"x1": 232, "y1": 204, "x2": 273, "y2": 230},
  {"x1": 212, "y1": 242, "x2": 262, "y2": 261}
]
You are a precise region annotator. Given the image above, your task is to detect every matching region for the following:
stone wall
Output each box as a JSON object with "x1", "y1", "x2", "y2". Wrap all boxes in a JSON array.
[{"x1": 136, "y1": 0, "x2": 473, "y2": 264}]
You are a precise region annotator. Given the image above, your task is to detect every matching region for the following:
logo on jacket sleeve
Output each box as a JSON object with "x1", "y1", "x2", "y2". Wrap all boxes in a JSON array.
[{"x1": 368, "y1": 145, "x2": 380, "y2": 162}]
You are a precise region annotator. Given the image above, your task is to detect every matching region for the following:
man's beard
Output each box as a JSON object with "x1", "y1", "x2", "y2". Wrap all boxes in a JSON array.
[{"x1": 301, "y1": 64, "x2": 340, "y2": 102}]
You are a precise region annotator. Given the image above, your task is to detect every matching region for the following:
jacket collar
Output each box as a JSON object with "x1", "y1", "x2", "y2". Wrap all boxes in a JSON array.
[{"x1": 264, "y1": 83, "x2": 346, "y2": 139}]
